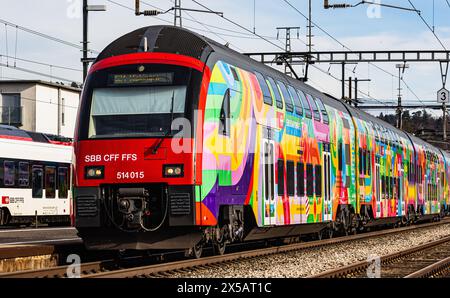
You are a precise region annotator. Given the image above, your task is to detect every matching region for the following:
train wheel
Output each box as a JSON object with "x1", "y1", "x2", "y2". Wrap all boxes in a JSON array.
[
  {"x1": 213, "y1": 241, "x2": 226, "y2": 255},
  {"x1": 192, "y1": 242, "x2": 203, "y2": 259}
]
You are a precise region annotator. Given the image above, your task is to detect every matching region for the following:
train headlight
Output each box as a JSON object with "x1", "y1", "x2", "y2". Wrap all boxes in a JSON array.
[
  {"x1": 85, "y1": 166, "x2": 105, "y2": 179},
  {"x1": 163, "y1": 164, "x2": 184, "y2": 177}
]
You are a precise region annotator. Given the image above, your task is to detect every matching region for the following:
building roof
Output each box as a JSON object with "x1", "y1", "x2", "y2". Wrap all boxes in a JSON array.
[{"x1": 0, "y1": 80, "x2": 81, "y2": 92}]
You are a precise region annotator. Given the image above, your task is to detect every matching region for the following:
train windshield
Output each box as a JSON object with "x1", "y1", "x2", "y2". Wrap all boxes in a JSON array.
[
  {"x1": 88, "y1": 85, "x2": 186, "y2": 138},
  {"x1": 83, "y1": 64, "x2": 196, "y2": 139}
]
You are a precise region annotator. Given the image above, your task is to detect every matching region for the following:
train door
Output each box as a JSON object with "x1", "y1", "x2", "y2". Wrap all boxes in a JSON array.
[
  {"x1": 399, "y1": 168, "x2": 405, "y2": 216},
  {"x1": 322, "y1": 150, "x2": 332, "y2": 221},
  {"x1": 263, "y1": 139, "x2": 275, "y2": 225},
  {"x1": 423, "y1": 174, "x2": 428, "y2": 214},
  {"x1": 437, "y1": 177, "x2": 441, "y2": 214},
  {"x1": 375, "y1": 163, "x2": 381, "y2": 218}
]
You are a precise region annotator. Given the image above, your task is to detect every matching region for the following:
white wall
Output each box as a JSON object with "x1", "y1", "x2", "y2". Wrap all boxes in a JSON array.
[
  {"x1": 59, "y1": 89, "x2": 79, "y2": 138},
  {"x1": 35, "y1": 84, "x2": 80, "y2": 138}
]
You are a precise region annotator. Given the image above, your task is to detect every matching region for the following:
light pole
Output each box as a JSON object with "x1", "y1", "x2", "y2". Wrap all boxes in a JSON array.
[
  {"x1": 82, "y1": 1, "x2": 106, "y2": 82},
  {"x1": 395, "y1": 63, "x2": 409, "y2": 129}
]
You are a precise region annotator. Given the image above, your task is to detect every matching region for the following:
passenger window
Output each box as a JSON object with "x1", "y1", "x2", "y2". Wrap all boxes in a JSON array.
[
  {"x1": 19, "y1": 162, "x2": 29, "y2": 187},
  {"x1": 219, "y1": 89, "x2": 230, "y2": 136},
  {"x1": 338, "y1": 143, "x2": 343, "y2": 171},
  {"x1": 45, "y1": 166, "x2": 56, "y2": 199},
  {"x1": 287, "y1": 85, "x2": 303, "y2": 116},
  {"x1": 58, "y1": 167, "x2": 69, "y2": 199},
  {"x1": 267, "y1": 77, "x2": 283, "y2": 109},
  {"x1": 315, "y1": 165, "x2": 322, "y2": 197},
  {"x1": 254, "y1": 72, "x2": 272, "y2": 105},
  {"x1": 297, "y1": 162, "x2": 305, "y2": 196},
  {"x1": 278, "y1": 82, "x2": 293, "y2": 112},
  {"x1": 306, "y1": 164, "x2": 314, "y2": 196},
  {"x1": 277, "y1": 160, "x2": 285, "y2": 196},
  {"x1": 4, "y1": 161, "x2": 15, "y2": 186},
  {"x1": 296, "y1": 89, "x2": 312, "y2": 119},
  {"x1": 286, "y1": 161, "x2": 295, "y2": 196},
  {"x1": 230, "y1": 67, "x2": 240, "y2": 81},
  {"x1": 32, "y1": 166, "x2": 43, "y2": 198},
  {"x1": 308, "y1": 95, "x2": 321, "y2": 121},
  {"x1": 315, "y1": 97, "x2": 329, "y2": 124}
]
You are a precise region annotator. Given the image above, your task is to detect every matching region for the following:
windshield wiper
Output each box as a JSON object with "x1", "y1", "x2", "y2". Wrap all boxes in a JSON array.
[{"x1": 152, "y1": 91, "x2": 175, "y2": 154}]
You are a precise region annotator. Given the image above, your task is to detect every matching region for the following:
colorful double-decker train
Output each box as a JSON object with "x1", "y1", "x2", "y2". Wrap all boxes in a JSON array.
[{"x1": 73, "y1": 26, "x2": 450, "y2": 254}]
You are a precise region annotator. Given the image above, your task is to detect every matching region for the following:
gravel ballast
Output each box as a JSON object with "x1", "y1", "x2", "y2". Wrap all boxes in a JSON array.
[{"x1": 172, "y1": 224, "x2": 450, "y2": 278}]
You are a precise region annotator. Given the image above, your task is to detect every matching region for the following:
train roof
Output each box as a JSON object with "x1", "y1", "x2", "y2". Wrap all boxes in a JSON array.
[
  {"x1": 95, "y1": 25, "x2": 444, "y2": 156},
  {"x1": 0, "y1": 125, "x2": 72, "y2": 145}
]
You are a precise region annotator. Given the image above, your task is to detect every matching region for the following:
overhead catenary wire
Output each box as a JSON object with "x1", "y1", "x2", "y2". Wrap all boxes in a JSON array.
[
  {"x1": 0, "y1": 18, "x2": 99, "y2": 54},
  {"x1": 190, "y1": 0, "x2": 385, "y2": 106},
  {"x1": 283, "y1": 0, "x2": 432, "y2": 110},
  {"x1": 0, "y1": 62, "x2": 81, "y2": 85},
  {"x1": 408, "y1": 0, "x2": 447, "y2": 50},
  {"x1": 0, "y1": 54, "x2": 82, "y2": 72}
]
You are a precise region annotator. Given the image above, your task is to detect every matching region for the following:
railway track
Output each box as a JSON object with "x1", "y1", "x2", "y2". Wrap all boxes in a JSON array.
[
  {"x1": 311, "y1": 236, "x2": 450, "y2": 278},
  {"x1": 1, "y1": 219, "x2": 449, "y2": 278}
]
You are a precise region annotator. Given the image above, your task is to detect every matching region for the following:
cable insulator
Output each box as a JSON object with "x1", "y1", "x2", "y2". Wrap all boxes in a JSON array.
[{"x1": 143, "y1": 10, "x2": 160, "y2": 16}]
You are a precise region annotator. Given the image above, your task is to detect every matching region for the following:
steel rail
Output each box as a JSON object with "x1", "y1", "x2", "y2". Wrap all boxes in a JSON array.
[
  {"x1": 2, "y1": 219, "x2": 449, "y2": 278},
  {"x1": 310, "y1": 236, "x2": 450, "y2": 278},
  {"x1": 85, "y1": 220, "x2": 450, "y2": 278}
]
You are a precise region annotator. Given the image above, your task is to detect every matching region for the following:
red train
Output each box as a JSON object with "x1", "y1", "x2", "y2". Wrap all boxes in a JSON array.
[{"x1": 73, "y1": 26, "x2": 450, "y2": 255}]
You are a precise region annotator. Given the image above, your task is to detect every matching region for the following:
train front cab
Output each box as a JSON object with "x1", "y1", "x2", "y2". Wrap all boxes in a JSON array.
[{"x1": 73, "y1": 52, "x2": 209, "y2": 250}]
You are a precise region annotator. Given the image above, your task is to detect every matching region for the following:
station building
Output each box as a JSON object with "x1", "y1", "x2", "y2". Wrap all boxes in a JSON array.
[{"x1": 0, "y1": 80, "x2": 80, "y2": 138}]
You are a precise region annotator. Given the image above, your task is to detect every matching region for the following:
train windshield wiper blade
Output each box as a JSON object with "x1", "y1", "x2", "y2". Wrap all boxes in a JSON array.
[{"x1": 152, "y1": 91, "x2": 175, "y2": 154}]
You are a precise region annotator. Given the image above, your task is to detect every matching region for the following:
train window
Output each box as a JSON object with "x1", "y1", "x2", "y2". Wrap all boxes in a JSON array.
[
  {"x1": 315, "y1": 165, "x2": 322, "y2": 197},
  {"x1": 358, "y1": 149, "x2": 363, "y2": 175},
  {"x1": 32, "y1": 166, "x2": 43, "y2": 198},
  {"x1": 219, "y1": 89, "x2": 231, "y2": 136},
  {"x1": 345, "y1": 144, "x2": 351, "y2": 165},
  {"x1": 382, "y1": 175, "x2": 386, "y2": 195},
  {"x1": 297, "y1": 162, "x2": 305, "y2": 196},
  {"x1": 45, "y1": 166, "x2": 56, "y2": 199},
  {"x1": 338, "y1": 143, "x2": 343, "y2": 171},
  {"x1": 4, "y1": 161, "x2": 15, "y2": 186},
  {"x1": 306, "y1": 164, "x2": 314, "y2": 196},
  {"x1": 278, "y1": 82, "x2": 294, "y2": 113},
  {"x1": 308, "y1": 95, "x2": 321, "y2": 122},
  {"x1": 362, "y1": 150, "x2": 366, "y2": 175},
  {"x1": 18, "y1": 162, "x2": 29, "y2": 187},
  {"x1": 230, "y1": 67, "x2": 240, "y2": 81},
  {"x1": 286, "y1": 161, "x2": 295, "y2": 196},
  {"x1": 315, "y1": 97, "x2": 329, "y2": 124},
  {"x1": 366, "y1": 151, "x2": 371, "y2": 175},
  {"x1": 286, "y1": 160, "x2": 295, "y2": 197},
  {"x1": 296, "y1": 89, "x2": 312, "y2": 119},
  {"x1": 58, "y1": 167, "x2": 69, "y2": 199},
  {"x1": 267, "y1": 77, "x2": 283, "y2": 109},
  {"x1": 277, "y1": 160, "x2": 285, "y2": 196},
  {"x1": 255, "y1": 72, "x2": 272, "y2": 105},
  {"x1": 287, "y1": 85, "x2": 303, "y2": 116}
]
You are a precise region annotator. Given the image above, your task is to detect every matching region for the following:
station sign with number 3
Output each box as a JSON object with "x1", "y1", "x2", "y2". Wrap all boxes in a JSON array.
[{"x1": 438, "y1": 88, "x2": 449, "y2": 103}]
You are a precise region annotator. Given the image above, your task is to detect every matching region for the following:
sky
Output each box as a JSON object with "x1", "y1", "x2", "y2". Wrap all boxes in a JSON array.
[{"x1": 1, "y1": 0, "x2": 450, "y2": 117}]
